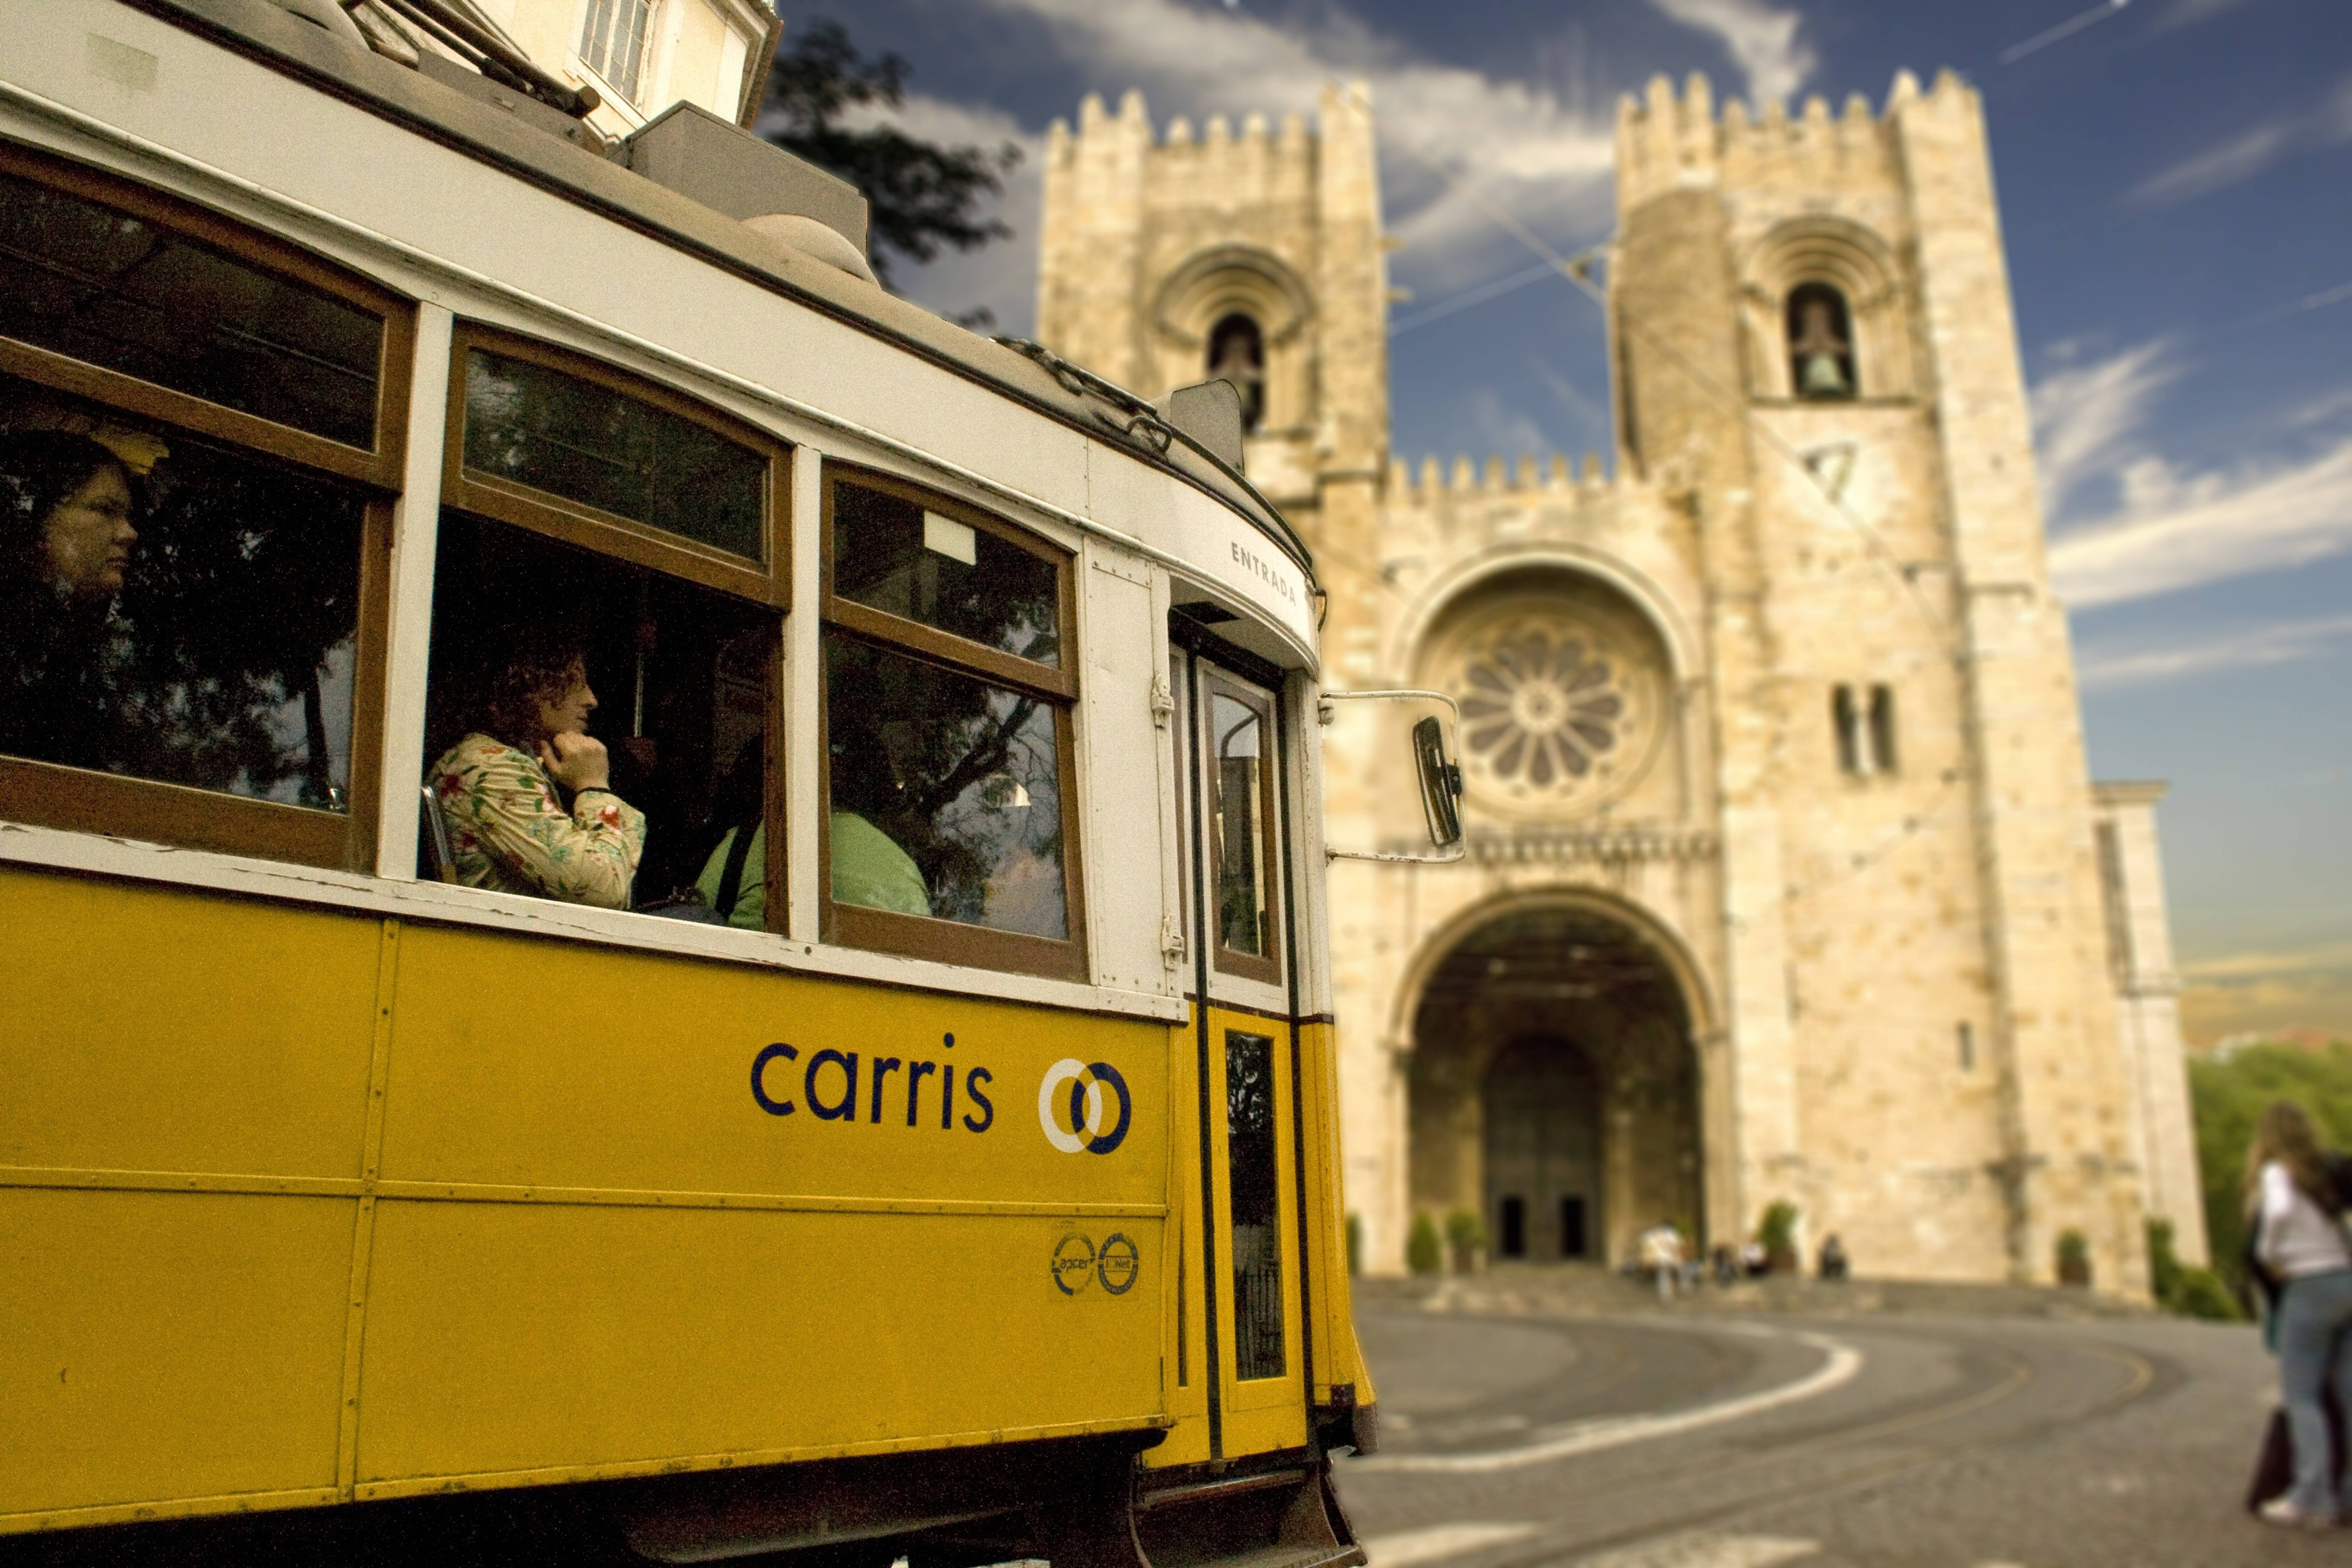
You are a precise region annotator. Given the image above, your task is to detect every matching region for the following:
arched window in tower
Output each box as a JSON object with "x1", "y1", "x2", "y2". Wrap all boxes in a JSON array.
[
  {"x1": 1786, "y1": 282, "x2": 1857, "y2": 400},
  {"x1": 1207, "y1": 312, "x2": 1267, "y2": 432}
]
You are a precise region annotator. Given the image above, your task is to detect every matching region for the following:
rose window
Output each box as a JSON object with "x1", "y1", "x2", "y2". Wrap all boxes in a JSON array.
[
  {"x1": 1432, "y1": 600, "x2": 1663, "y2": 818},
  {"x1": 1461, "y1": 630, "x2": 1625, "y2": 787}
]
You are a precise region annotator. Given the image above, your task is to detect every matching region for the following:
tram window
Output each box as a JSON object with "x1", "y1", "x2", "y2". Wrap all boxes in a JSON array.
[
  {"x1": 0, "y1": 156, "x2": 403, "y2": 873},
  {"x1": 1208, "y1": 677, "x2": 1279, "y2": 984},
  {"x1": 822, "y1": 467, "x2": 1082, "y2": 981},
  {"x1": 0, "y1": 379, "x2": 369, "y2": 827},
  {"x1": 423, "y1": 514, "x2": 778, "y2": 920},
  {"x1": 1226, "y1": 1029, "x2": 1286, "y2": 1381},
  {"x1": 459, "y1": 346, "x2": 766, "y2": 563},
  {"x1": 428, "y1": 334, "x2": 787, "y2": 920},
  {"x1": 831, "y1": 478, "x2": 1060, "y2": 665},
  {"x1": 0, "y1": 161, "x2": 386, "y2": 450}
]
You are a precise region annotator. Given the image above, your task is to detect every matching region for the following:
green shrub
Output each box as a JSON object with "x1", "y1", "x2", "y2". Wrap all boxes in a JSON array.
[
  {"x1": 1756, "y1": 1199, "x2": 1799, "y2": 1268},
  {"x1": 2147, "y1": 1216, "x2": 2241, "y2": 1319},
  {"x1": 1407, "y1": 1212, "x2": 1442, "y2": 1276},
  {"x1": 2169, "y1": 1266, "x2": 2243, "y2": 1321},
  {"x1": 2056, "y1": 1228, "x2": 2091, "y2": 1287},
  {"x1": 2147, "y1": 1219, "x2": 2182, "y2": 1303},
  {"x1": 1346, "y1": 1212, "x2": 1363, "y2": 1276},
  {"x1": 1444, "y1": 1209, "x2": 1485, "y2": 1252}
]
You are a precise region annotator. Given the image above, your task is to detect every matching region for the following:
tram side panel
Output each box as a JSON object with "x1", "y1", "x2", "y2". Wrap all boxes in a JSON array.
[
  {"x1": 362, "y1": 922, "x2": 1169, "y2": 1487},
  {"x1": 0, "y1": 869, "x2": 372, "y2": 1520},
  {"x1": 0, "y1": 869, "x2": 1175, "y2": 1524}
]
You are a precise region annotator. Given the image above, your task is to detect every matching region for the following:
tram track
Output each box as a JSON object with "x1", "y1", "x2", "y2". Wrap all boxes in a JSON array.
[{"x1": 1341, "y1": 1313, "x2": 2165, "y2": 1568}]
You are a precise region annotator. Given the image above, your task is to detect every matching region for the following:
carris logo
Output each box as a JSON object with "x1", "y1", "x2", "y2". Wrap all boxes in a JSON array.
[{"x1": 1037, "y1": 1059, "x2": 1132, "y2": 1155}]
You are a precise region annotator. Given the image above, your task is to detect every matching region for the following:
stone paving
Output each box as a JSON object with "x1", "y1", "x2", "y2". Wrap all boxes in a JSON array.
[{"x1": 1336, "y1": 1280, "x2": 2308, "y2": 1568}]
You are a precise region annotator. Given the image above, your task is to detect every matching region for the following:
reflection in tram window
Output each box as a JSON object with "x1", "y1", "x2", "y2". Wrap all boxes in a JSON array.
[
  {"x1": 0, "y1": 379, "x2": 364, "y2": 808},
  {"x1": 1226, "y1": 1029, "x2": 1286, "y2": 1381},
  {"x1": 423, "y1": 514, "x2": 775, "y2": 915},
  {"x1": 0, "y1": 168, "x2": 385, "y2": 450},
  {"x1": 832, "y1": 477, "x2": 1060, "y2": 665},
  {"x1": 461, "y1": 347, "x2": 768, "y2": 562},
  {"x1": 1210, "y1": 684, "x2": 1276, "y2": 972},
  {"x1": 825, "y1": 636, "x2": 1067, "y2": 938}
]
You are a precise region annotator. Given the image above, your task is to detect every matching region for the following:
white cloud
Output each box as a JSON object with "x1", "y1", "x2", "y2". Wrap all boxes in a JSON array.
[
  {"x1": 2029, "y1": 339, "x2": 2176, "y2": 512},
  {"x1": 2051, "y1": 435, "x2": 2352, "y2": 608},
  {"x1": 2126, "y1": 76, "x2": 2352, "y2": 206},
  {"x1": 1461, "y1": 388, "x2": 1549, "y2": 459},
  {"x1": 2153, "y1": 0, "x2": 2258, "y2": 32},
  {"x1": 834, "y1": 92, "x2": 1044, "y2": 334},
  {"x1": 965, "y1": 0, "x2": 1617, "y2": 288},
  {"x1": 2076, "y1": 609, "x2": 2352, "y2": 689},
  {"x1": 1649, "y1": 0, "x2": 1814, "y2": 104}
]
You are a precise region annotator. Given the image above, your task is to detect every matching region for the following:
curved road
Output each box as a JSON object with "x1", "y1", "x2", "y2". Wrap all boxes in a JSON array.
[{"x1": 1332, "y1": 1302, "x2": 2311, "y2": 1568}]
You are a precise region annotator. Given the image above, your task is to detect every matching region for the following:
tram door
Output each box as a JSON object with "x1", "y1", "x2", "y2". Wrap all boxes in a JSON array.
[{"x1": 1171, "y1": 639, "x2": 1309, "y2": 1458}]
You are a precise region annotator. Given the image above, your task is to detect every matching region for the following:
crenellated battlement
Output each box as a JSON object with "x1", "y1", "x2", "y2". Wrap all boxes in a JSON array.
[
  {"x1": 1045, "y1": 88, "x2": 1325, "y2": 189},
  {"x1": 1388, "y1": 451, "x2": 1618, "y2": 504},
  {"x1": 1615, "y1": 67, "x2": 1977, "y2": 212}
]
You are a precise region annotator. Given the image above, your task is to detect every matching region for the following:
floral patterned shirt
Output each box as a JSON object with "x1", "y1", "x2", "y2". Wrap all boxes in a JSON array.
[{"x1": 428, "y1": 732, "x2": 646, "y2": 909}]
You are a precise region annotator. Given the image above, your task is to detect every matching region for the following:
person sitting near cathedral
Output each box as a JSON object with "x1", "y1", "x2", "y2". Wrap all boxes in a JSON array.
[
  {"x1": 1817, "y1": 1233, "x2": 1850, "y2": 1281},
  {"x1": 428, "y1": 621, "x2": 646, "y2": 910}
]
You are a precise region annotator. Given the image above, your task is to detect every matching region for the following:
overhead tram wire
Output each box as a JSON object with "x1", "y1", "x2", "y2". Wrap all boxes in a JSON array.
[{"x1": 1340, "y1": 79, "x2": 1972, "y2": 899}]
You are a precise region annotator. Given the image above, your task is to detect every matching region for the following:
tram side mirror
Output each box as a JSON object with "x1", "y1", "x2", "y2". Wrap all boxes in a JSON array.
[{"x1": 1413, "y1": 715, "x2": 1464, "y2": 850}]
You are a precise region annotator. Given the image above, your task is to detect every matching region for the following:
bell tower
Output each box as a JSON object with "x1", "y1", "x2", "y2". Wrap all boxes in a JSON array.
[
  {"x1": 1611, "y1": 71, "x2": 2150, "y2": 1289},
  {"x1": 1034, "y1": 84, "x2": 1391, "y2": 584}
]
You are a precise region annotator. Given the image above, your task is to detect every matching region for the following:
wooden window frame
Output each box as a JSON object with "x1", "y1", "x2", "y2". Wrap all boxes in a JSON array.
[
  {"x1": 1203, "y1": 670, "x2": 1282, "y2": 987},
  {"x1": 0, "y1": 142, "x2": 414, "y2": 488},
  {"x1": 443, "y1": 323, "x2": 791, "y2": 609},
  {"x1": 819, "y1": 464, "x2": 1087, "y2": 982},
  {"x1": 436, "y1": 326, "x2": 793, "y2": 932},
  {"x1": 0, "y1": 146, "x2": 407, "y2": 873}
]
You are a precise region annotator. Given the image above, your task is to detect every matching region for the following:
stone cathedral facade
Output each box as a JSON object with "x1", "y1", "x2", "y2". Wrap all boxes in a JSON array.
[{"x1": 1035, "y1": 72, "x2": 2206, "y2": 1290}]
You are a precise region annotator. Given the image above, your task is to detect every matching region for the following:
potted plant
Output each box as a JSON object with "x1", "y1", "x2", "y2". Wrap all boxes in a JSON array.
[
  {"x1": 1758, "y1": 1199, "x2": 1801, "y2": 1275},
  {"x1": 1407, "y1": 1212, "x2": 1443, "y2": 1276},
  {"x1": 1446, "y1": 1209, "x2": 1486, "y2": 1274},
  {"x1": 2056, "y1": 1228, "x2": 2092, "y2": 1287}
]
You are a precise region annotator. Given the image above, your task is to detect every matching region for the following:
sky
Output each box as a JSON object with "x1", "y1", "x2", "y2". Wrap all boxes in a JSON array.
[{"x1": 767, "y1": 0, "x2": 2352, "y2": 1045}]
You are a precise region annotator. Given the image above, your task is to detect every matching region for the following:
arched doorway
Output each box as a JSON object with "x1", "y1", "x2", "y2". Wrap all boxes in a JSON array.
[
  {"x1": 1409, "y1": 903, "x2": 1702, "y2": 1268},
  {"x1": 1483, "y1": 1036, "x2": 1602, "y2": 1259}
]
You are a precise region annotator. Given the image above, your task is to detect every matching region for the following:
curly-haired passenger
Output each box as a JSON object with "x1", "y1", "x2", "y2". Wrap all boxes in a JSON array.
[{"x1": 426, "y1": 620, "x2": 646, "y2": 908}]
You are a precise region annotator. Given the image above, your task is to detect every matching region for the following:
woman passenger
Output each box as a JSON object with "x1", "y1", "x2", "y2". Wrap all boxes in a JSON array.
[
  {"x1": 428, "y1": 624, "x2": 646, "y2": 909},
  {"x1": 2248, "y1": 1099, "x2": 2352, "y2": 1529},
  {"x1": 0, "y1": 430, "x2": 142, "y2": 768}
]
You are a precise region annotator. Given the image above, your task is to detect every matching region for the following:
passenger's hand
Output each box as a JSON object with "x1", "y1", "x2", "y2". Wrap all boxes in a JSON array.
[{"x1": 540, "y1": 732, "x2": 611, "y2": 795}]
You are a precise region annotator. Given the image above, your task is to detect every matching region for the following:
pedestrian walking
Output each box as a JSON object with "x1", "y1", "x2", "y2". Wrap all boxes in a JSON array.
[
  {"x1": 1638, "y1": 1221, "x2": 1684, "y2": 1303},
  {"x1": 2246, "y1": 1099, "x2": 2352, "y2": 1529}
]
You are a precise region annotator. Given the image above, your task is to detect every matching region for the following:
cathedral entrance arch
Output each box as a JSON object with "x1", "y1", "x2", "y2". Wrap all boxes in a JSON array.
[{"x1": 1408, "y1": 899, "x2": 1704, "y2": 1269}]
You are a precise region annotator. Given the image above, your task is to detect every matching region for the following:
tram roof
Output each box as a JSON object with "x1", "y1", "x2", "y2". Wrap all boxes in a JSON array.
[{"x1": 119, "y1": 0, "x2": 1318, "y2": 593}]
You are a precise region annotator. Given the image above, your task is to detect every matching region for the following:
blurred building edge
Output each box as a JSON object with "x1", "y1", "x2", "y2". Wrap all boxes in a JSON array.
[
  {"x1": 1038, "y1": 71, "x2": 2209, "y2": 1290},
  {"x1": 2092, "y1": 783, "x2": 2206, "y2": 1267},
  {"x1": 292, "y1": 0, "x2": 781, "y2": 149}
]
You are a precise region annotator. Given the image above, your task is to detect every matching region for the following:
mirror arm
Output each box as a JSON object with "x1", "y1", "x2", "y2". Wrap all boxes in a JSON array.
[{"x1": 1318, "y1": 688, "x2": 1469, "y2": 865}]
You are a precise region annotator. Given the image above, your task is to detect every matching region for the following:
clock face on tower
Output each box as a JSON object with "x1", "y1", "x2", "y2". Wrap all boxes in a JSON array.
[{"x1": 1425, "y1": 589, "x2": 1668, "y2": 822}]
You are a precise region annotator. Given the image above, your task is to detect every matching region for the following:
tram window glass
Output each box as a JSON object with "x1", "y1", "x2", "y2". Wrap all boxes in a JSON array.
[
  {"x1": 1226, "y1": 1029, "x2": 1286, "y2": 1381},
  {"x1": 0, "y1": 378, "x2": 368, "y2": 810},
  {"x1": 1208, "y1": 677, "x2": 1279, "y2": 983},
  {"x1": 423, "y1": 514, "x2": 778, "y2": 920},
  {"x1": 0, "y1": 164, "x2": 384, "y2": 450},
  {"x1": 821, "y1": 467, "x2": 1082, "y2": 980},
  {"x1": 458, "y1": 346, "x2": 767, "y2": 565},
  {"x1": 0, "y1": 154, "x2": 402, "y2": 871},
  {"x1": 831, "y1": 477, "x2": 1060, "y2": 666}
]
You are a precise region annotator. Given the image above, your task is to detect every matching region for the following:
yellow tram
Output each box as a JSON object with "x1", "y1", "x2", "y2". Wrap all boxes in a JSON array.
[{"x1": 0, "y1": 1, "x2": 1454, "y2": 1562}]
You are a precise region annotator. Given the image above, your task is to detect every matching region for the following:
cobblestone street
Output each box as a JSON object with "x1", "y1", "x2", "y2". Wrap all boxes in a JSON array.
[{"x1": 1332, "y1": 1276, "x2": 2311, "y2": 1568}]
